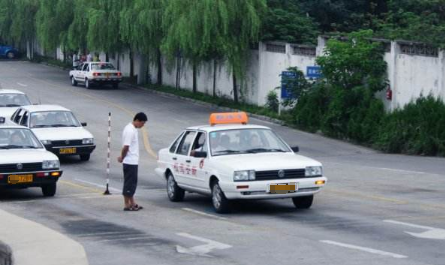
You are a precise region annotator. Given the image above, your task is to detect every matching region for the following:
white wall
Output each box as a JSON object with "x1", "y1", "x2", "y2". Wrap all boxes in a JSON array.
[{"x1": 38, "y1": 37, "x2": 445, "y2": 110}]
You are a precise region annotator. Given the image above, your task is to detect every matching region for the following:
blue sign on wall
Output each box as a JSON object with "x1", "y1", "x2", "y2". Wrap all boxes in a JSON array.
[
  {"x1": 280, "y1": 71, "x2": 297, "y2": 99},
  {"x1": 306, "y1": 66, "x2": 321, "y2": 79}
]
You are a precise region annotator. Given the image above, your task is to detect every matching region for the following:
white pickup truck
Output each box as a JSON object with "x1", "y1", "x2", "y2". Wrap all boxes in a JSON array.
[{"x1": 69, "y1": 62, "x2": 122, "y2": 89}]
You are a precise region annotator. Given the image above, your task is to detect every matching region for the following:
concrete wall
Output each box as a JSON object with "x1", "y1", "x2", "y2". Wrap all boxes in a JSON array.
[{"x1": 35, "y1": 37, "x2": 445, "y2": 111}]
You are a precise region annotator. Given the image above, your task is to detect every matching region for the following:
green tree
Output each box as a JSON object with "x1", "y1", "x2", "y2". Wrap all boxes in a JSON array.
[{"x1": 0, "y1": 0, "x2": 14, "y2": 44}]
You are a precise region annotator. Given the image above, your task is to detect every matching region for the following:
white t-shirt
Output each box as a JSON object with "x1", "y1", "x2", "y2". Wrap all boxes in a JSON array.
[{"x1": 122, "y1": 123, "x2": 139, "y2": 165}]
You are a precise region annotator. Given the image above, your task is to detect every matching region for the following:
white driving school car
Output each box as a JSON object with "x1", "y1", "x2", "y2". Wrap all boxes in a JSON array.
[
  {"x1": 10, "y1": 105, "x2": 96, "y2": 161},
  {"x1": 0, "y1": 89, "x2": 32, "y2": 118},
  {"x1": 155, "y1": 112, "x2": 327, "y2": 213},
  {"x1": 0, "y1": 117, "x2": 62, "y2": 196},
  {"x1": 69, "y1": 62, "x2": 123, "y2": 89}
]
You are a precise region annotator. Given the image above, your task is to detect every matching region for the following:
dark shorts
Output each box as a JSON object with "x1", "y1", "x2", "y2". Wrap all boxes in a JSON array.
[{"x1": 123, "y1": 164, "x2": 138, "y2": 196}]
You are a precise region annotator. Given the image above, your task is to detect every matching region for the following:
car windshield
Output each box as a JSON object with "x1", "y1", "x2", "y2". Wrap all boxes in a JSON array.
[
  {"x1": 210, "y1": 128, "x2": 291, "y2": 156},
  {"x1": 30, "y1": 111, "x2": 81, "y2": 128},
  {"x1": 0, "y1": 94, "x2": 31, "y2": 107},
  {"x1": 91, "y1": 63, "x2": 115, "y2": 70},
  {"x1": 0, "y1": 128, "x2": 43, "y2": 149}
]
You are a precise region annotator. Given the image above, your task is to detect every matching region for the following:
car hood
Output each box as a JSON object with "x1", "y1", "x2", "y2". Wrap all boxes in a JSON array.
[
  {"x1": 0, "y1": 149, "x2": 58, "y2": 164},
  {"x1": 0, "y1": 107, "x2": 18, "y2": 119},
  {"x1": 212, "y1": 152, "x2": 321, "y2": 171},
  {"x1": 32, "y1": 127, "x2": 93, "y2": 141}
]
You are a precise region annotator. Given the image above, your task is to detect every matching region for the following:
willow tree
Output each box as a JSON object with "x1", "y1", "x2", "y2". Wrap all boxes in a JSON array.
[
  {"x1": 9, "y1": 0, "x2": 38, "y2": 52},
  {"x1": 162, "y1": 0, "x2": 230, "y2": 93},
  {"x1": 224, "y1": 0, "x2": 266, "y2": 103},
  {"x1": 0, "y1": 0, "x2": 14, "y2": 44},
  {"x1": 67, "y1": 0, "x2": 90, "y2": 54},
  {"x1": 36, "y1": 0, "x2": 73, "y2": 59}
]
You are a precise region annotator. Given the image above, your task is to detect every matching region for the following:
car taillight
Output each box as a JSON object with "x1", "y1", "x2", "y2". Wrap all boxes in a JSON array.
[
  {"x1": 93, "y1": 72, "x2": 101, "y2": 77},
  {"x1": 117, "y1": 72, "x2": 122, "y2": 77}
]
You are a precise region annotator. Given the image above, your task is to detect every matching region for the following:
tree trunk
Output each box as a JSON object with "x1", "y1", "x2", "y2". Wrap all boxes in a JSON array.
[
  {"x1": 156, "y1": 48, "x2": 163, "y2": 85},
  {"x1": 213, "y1": 59, "x2": 217, "y2": 97},
  {"x1": 233, "y1": 74, "x2": 239, "y2": 103},
  {"x1": 175, "y1": 57, "x2": 181, "y2": 89},
  {"x1": 192, "y1": 61, "x2": 197, "y2": 93},
  {"x1": 105, "y1": 53, "x2": 109, "y2": 62},
  {"x1": 130, "y1": 50, "x2": 134, "y2": 78}
]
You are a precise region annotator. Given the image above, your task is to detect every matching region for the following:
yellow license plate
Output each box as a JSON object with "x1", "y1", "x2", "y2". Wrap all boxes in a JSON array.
[
  {"x1": 268, "y1": 183, "x2": 297, "y2": 194},
  {"x1": 8, "y1": 174, "x2": 33, "y2": 184},
  {"x1": 60, "y1": 147, "x2": 76, "y2": 154}
]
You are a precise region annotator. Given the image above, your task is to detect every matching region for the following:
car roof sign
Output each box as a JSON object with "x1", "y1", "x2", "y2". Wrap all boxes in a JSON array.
[{"x1": 209, "y1": 112, "x2": 248, "y2": 126}]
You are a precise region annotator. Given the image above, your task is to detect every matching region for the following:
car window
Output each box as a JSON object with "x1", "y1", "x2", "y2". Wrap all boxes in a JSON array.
[
  {"x1": 13, "y1": 109, "x2": 23, "y2": 123},
  {"x1": 91, "y1": 63, "x2": 115, "y2": 70},
  {"x1": 0, "y1": 128, "x2": 43, "y2": 149},
  {"x1": 30, "y1": 111, "x2": 81, "y2": 128},
  {"x1": 191, "y1": 132, "x2": 207, "y2": 153},
  {"x1": 176, "y1": 131, "x2": 196, "y2": 156},
  {"x1": 0, "y1": 94, "x2": 31, "y2": 107},
  {"x1": 169, "y1": 132, "x2": 185, "y2": 153},
  {"x1": 82, "y1": 64, "x2": 89, "y2": 71},
  {"x1": 20, "y1": 111, "x2": 29, "y2": 126}
]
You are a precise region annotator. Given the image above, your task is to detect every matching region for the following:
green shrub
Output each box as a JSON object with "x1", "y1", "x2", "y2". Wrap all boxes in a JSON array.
[{"x1": 266, "y1": 90, "x2": 279, "y2": 113}]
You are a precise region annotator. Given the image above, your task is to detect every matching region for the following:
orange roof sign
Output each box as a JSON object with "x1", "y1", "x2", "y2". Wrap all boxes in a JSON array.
[{"x1": 209, "y1": 112, "x2": 248, "y2": 126}]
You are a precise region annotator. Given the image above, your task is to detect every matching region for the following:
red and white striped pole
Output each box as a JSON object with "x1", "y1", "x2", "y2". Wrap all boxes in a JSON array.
[{"x1": 104, "y1": 112, "x2": 111, "y2": 195}]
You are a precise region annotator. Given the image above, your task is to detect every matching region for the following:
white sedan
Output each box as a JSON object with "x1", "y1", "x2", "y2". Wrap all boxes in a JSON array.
[
  {"x1": 69, "y1": 62, "x2": 122, "y2": 89},
  {"x1": 0, "y1": 117, "x2": 62, "y2": 196},
  {"x1": 10, "y1": 105, "x2": 96, "y2": 161},
  {"x1": 0, "y1": 89, "x2": 32, "y2": 118},
  {"x1": 156, "y1": 112, "x2": 327, "y2": 213}
]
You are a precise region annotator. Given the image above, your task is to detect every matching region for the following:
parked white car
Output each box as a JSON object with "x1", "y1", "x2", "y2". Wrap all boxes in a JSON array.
[
  {"x1": 0, "y1": 89, "x2": 32, "y2": 119},
  {"x1": 0, "y1": 117, "x2": 62, "y2": 196},
  {"x1": 10, "y1": 105, "x2": 96, "y2": 161},
  {"x1": 69, "y1": 62, "x2": 122, "y2": 89},
  {"x1": 155, "y1": 112, "x2": 327, "y2": 213}
]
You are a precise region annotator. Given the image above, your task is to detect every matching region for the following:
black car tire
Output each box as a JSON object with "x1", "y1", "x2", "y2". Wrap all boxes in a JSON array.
[
  {"x1": 6, "y1": 51, "x2": 15, "y2": 59},
  {"x1": 112, "y1": 83, "x2": 119, "y2": 89},
  {"x1": 211, "y1": 181, "x2": 230, "y2": 214},
  {"x1": 292, "y1": 195, "x2": 313, "y2": 209},
  {"x1": 42, "y1": 183, "x2": 57, "y2": 197},
  {"x1": 85, "y1": 78, "x2": 90, "y2": 89},
  {"x1": 71, "y1": 76, "x2": 78, "y2": 86},
  {"x1": 167, "y1": 172, "x2": 185, "y2": 202},
  {"x1": 80, "y1": 154, "x2": 90, "y2": 161}
]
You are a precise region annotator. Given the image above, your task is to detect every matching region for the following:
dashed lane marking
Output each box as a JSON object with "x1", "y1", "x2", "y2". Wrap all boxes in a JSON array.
[
  {"x1": 320, "y1": 240, "x2": 407, "y2": 259},
  {"x1": 182, "y1": 208, "x2": 228, "y2": 220}
]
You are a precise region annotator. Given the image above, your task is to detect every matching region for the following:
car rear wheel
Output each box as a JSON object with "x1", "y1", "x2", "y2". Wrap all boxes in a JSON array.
[
  {"x1": 42, "y1": 183, "x2": 56, "y2": 197},
  {"x1": 167, "y1": 172, "x2": 185, "y2": 202},
  {"x1": 71, "y1": 76, "x2": 78, "y2": 86},
  {"x1": 80, "y1": 154, "x2": 90, "y2": 161},
  {"x1": 292, "y1": 195, "x2": 313, "y2": 209},
  {"x1": 6, "y1": 52, "x2": 15, "y2": 59},
  {"x1": 112, "y1": 83, "x2": 119, "y2": 89},
  {"x1": 211, "y1": 181, "x2": 230, "y2": 213},
  {"x1": 85, "y1": 79, "x2": 90, "y2": 89}
]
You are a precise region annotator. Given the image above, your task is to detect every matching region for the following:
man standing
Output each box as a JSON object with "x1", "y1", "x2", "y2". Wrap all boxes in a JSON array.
[{"x1": 118, "y1": 112, "x2": 147, "y2": 211}]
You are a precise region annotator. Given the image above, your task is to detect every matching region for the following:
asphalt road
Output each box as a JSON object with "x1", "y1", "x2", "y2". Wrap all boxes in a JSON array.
[{"x1": 1, "y1": 60, "x2": 445, "y2": 265}]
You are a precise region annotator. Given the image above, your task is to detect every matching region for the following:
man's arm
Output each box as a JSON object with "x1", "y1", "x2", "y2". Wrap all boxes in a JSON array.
[{"x1": 117, "y1": 145, "x2": 130, "y2": 163}]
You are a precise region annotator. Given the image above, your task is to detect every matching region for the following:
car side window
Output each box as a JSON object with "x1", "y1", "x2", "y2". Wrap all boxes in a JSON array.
[
  {"x1": 82, "y1": 64, "x2": 89, "y2": 71},
  {"x1": 20, "y1": 111, "x2": 29, "y2": 126},
  {"x1": 13, "y1": 109, "x2": 23, "y2": 124},
  {"x1": 176, "y1": 131, "x2": 196, "y2": 156},
  {"x1": 169, "y1": 132, "x2": 185, "y2": 153},
  {"x1": 191, "y1": 132, "x2": 207, "y2": 153}
]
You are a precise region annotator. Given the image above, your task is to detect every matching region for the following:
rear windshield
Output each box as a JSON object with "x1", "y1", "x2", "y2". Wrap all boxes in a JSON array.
[{"x1": 91, "y1": 63, "x2": 115, "y2": 70}]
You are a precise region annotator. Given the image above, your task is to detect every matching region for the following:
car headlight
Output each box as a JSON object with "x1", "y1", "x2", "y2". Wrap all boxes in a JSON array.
[
  {"x1": 233, "y1": 170, "x2": 256, "y2": 181},
  {"x1": 305, "y1": 166, "x2": 323, "y2": 177},
  {"x1": 41, "y1": 140, "x2": 51, "y2": 145},
  {"x1": 42, "y1": 160, "x2": 60, "y2": 169},
  {"x1": 82, "y1": 138, "x2": 94, "y2": 145}
]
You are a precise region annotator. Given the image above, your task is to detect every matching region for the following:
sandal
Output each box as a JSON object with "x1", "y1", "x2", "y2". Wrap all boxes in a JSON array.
[{"x1": 123, "y1": 207, "x2": 139, "y2": 211}]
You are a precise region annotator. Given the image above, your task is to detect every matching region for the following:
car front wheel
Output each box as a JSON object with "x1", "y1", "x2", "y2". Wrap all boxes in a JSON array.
[
  {"x1": 211, "y1": 181, "x2": 230, "y2": 213},
  {"x1": 71, "y1": 76, "x2": 78, "y2": 86},
  {"x1": 6, "y1": 52, "x2": 15, "y2": 59},
  {"x1": 167, "y1": 172, "x2": 185, "y2": 202},
  {"x1": 292, "y1": 195, "x2": 313, "y2": 209},
  {"x1": 42, "y1": 183, "x2": 57, "y2": 197},
  {"x1": 85, "y1": 79, "x2": 90, "y2": 89}
]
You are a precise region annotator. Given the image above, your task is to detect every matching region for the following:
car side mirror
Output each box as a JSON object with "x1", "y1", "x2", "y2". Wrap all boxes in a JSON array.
[
  {"x1": 193, "y1": 151, "x2": 207, "y2": 158},
  {"x1": 291, "y1": 146, "x2": 299, "y2": 153},
  {"x1": 81, "y1": 122, "x2": 87, "y2": 127}
]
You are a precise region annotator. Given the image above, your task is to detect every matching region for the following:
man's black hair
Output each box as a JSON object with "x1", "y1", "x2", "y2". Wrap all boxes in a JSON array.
[{"x1": 134, "y1": 112, "x2": 147, "y2": 122}]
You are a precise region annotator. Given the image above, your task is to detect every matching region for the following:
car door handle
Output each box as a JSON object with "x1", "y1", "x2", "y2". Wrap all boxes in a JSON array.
[
  {"x1": 172, "y1": 157, "x2": 177, "y2": 161},
  {"x1": 185, "y1": 160, "x2": 191, "y2": 163}
]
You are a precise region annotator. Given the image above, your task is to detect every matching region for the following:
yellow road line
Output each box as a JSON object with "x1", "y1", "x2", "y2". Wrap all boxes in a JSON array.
[
  {"x1": 23, "y1": 74, "x2": 157, "y2": 159},
  {"x1": 59, "y1": 180, "x2": 103, "y2": 193}
]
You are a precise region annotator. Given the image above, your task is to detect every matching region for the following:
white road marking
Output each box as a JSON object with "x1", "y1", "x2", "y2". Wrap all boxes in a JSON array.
[
  {"x1": 182, "y1": 208, "x2": 228, "y2": 220},
  {"x1": 320, "y1": 240, "x2": 407, "y2": 259},
  {"x1": 74, "y1": 178, "x2": 121, "y2": 193},
  {"x1": 384, "y1": 220, "x2": 445, "y2": 240},
  {"x1": 17, "y1": 82, "x2": 28, "y2": 87},
  {"x1": 328, "y1": 162, "x2": 439, "y2": 176},
  {"x1": 176, "y1": 232, "x2": 232, "y2": 257}
]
